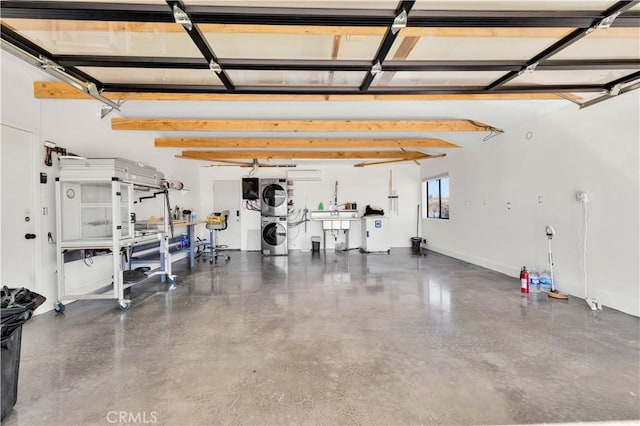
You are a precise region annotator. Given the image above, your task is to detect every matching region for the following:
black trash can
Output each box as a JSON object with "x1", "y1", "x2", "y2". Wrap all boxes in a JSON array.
[
  {"x1": 410, "y1": 237, "x2": 422, "y2": 254},
  {"x1": 1, "y1": 326, "x2": 22, "y2": 420},
  {"x1": 311, "y1": 236, "x2": 321, "y2": 253},
  {"x1": 1, "y1": 287, "x2": 45, "y2": 420}
]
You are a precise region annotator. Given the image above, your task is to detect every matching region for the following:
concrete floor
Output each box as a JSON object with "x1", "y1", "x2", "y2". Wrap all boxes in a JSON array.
[{"x1": 4, "y1": 250, "x2": 640, "y2": 425}]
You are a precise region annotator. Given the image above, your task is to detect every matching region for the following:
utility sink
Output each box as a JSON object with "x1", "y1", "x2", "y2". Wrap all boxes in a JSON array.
[
  {"x1": 310, "y1": 210, "x2": 360, "y2": 231},
  {"x1": 310, "y1": 211, "x2": 360, "y2": 220}
]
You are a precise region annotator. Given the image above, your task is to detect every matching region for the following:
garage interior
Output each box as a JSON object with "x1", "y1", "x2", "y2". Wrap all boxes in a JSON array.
[{"x1": 0, "y1": 0, "x2": 639, "y2": 424}]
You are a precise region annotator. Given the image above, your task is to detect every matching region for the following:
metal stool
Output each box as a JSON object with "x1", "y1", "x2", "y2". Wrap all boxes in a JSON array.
[{"x1": 205, "y1": 211, "x2": 231, "y2": 264}]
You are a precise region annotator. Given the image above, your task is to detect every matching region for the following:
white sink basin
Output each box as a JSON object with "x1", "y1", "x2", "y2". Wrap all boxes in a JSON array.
[{"x1": 310, "y1": 211, "x2": 360, "y2": 220}]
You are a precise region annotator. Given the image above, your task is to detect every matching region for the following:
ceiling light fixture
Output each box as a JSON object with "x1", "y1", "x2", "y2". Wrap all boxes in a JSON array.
[
  {"x1": 209, "y1": 60, "x2": 222, "y2": 74},
  {"x1": 173, "y1": 4, "x2": 193, "y2": 31},
  {"x1": 391, "y1": 9, "x2": 408, "y2": 34},
  {"x1": 370, "y1": 61, "x2": 382, "y2": 76}
]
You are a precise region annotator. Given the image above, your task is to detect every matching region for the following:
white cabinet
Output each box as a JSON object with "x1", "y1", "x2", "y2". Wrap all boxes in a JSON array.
[{"x1": 361, "y1": 216, "x2": 391, "y2": 252}]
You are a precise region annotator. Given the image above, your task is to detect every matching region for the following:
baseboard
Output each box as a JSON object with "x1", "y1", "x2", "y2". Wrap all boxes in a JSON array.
[
  {"x1": 427, "y1": 245, "x2": 639, "y2": 317},
  {"x1": 427, "y1": 244, "x2": 520, "y2": 277}
]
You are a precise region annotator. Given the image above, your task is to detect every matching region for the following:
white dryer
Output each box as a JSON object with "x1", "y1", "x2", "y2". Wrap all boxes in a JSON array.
[
  {"x1": 261, "y1": 217, "x2": 288, "y2": 256},
  {"x1": 260, "y1": 179, "x2": 288, "y2": 217}
]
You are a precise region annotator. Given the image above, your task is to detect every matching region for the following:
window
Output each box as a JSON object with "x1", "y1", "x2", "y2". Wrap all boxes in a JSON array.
[{"x1": 425, "y1": 175, "x2": 449, "y2": 219}]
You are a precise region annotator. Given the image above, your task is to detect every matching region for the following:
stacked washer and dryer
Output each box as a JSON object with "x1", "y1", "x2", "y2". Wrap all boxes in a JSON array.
[{"x1": 260, "y1": 179, "x2": 288, "y2": 256}]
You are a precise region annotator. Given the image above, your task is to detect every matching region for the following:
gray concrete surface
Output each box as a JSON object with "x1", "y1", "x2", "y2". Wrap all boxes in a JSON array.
[{"x1": 4, "y1": 250, "x2": 639, "y2": 425}]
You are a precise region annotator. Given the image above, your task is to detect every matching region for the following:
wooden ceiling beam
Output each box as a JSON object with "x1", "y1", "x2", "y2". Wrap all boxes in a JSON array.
[
  {"x1": 198, "y1": 158, "x2": 253, "y2": 166},
  {"x1": 325, "y1": 35, "x2": 342, "y2": 100},
  {"x1": 9, "y1": 19, "x2": 638, "y2": 39},
  {"x1": 354, "y1": 153, "x2": 446, "y2": 167},
  {"x1": 32, "y1": 82, "x2": 578, "y2": 101},
  {"x1": 179, "y1": 150, "x2": 429, "y2": 160},
  {"x1": 112, "y1": 118, "x2": 497, "y2": 132},
  {"x1": 8, "y1": 18, "x2": 639, "y2": 40},
  {"x1": 154, "y1": 137, "x2": 462, "y2": 149},
  {"x1": 378, "y1": 36, "x2": 420, "y2": 86},
  {"x1": 1, "y1": 19, "x2": 383, "y2": 36}
]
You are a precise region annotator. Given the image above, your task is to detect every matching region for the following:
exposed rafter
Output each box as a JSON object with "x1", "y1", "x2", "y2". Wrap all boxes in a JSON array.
[
  {"x1": 177, "y1": 150, "x2": 446, "y2": 167},
  {"x1": 354, "y1": 154, "x2": 445, "y2": 167},
  {"x1": 112, "y1": 118, "x2": 500, "y2": 132},
  {"x1": 154, "y1": 137, "x2": 462, "y2": 149},
  {"x1": 326, "y1": 34, "x2": 342, "y2": 99},
  {"x1": 377, "y1": 36, "x2": 421, "y2": 86},
  {"x1": 181, "y1": 150, "x2": 424, "y2": 160},
  {"x1": 5, "y1": 20, "x2": 636, "y2": 39},
  {"x1": 178, "y1": 150, "x2": 434, "y2": 160},
  {"x1": 33, "y1": 82, "x2": 579, "y2": 101}
]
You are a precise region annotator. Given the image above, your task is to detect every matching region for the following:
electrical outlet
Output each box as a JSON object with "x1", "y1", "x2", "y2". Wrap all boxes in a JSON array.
[{"x1": 576, "y1": 191, "x2": 589, "y2": 203}]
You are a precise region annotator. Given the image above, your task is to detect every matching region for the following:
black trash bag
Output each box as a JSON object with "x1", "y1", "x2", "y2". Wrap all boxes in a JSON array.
[
  {"x1": 123, "y1": 269, "x2": 148, "y2": 284},
  {"x1": 364, "y1": 205, "x2": 385, "y2": 216},
  {"x1": 1, "y1": 286, "x2": 46, "y2": 343}
]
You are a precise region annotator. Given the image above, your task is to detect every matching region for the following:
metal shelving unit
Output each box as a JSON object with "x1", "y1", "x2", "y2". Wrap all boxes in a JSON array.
[{"x1": 54, "y1": 158, "x2": 174, "y2": 311}]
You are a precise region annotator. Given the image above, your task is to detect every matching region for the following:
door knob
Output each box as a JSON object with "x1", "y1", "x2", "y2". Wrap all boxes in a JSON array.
[{"x1": 25, "y1": 233, "x2": 36, "y2": 240}]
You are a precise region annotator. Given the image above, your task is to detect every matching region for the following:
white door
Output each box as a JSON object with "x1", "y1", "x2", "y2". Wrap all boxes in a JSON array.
[
  {"x1": 0, "y1": 124, "x2": 37, "y2": 289},
  {"x1": 212, "y1": 180, "x2": 241, "y2": 250}
]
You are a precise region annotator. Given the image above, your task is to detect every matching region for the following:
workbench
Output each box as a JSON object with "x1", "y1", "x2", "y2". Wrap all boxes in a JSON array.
[{"x1": 140, "y1": 219, "x2": 207, "y2": 268}]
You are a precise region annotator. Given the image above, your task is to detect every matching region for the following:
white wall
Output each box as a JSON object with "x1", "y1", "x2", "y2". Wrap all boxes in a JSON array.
[
  {"x1": 421, "y1": 91, "x2": 640, "y2": 316},
  {"x1": 0, "y1": 53, "x2": 421, "y2": 312},
  {"x1": 1, "y1": 53, "x2": 202, "y2": 313},
  {"x1": 1, "y1": 53, "x2": 52, "y2": 313},
  {"x1": 3, "y1": 50, "x2": 638, "y2": 316},
  {"x1": 199, "y1": 163, "x2": 421, "y2": 251}
]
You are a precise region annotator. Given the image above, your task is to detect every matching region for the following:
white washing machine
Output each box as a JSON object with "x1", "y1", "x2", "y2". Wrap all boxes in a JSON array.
[
  {"x1": 261, "y1": 217, "x2": 288, "y2": 256},
  {"x1": 260, "y1": 179, "x2": 288, "y2": 217}
]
